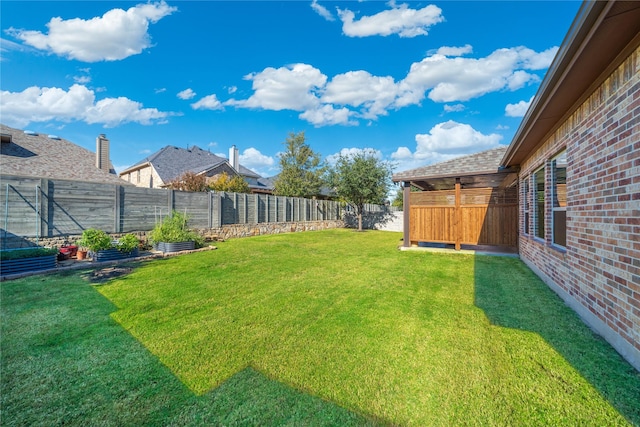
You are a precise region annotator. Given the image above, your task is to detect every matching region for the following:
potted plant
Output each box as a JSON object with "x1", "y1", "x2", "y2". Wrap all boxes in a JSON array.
[
  {"x1": 150, "y1": 211, "x2": 202, "y2": 253},
  {"x1": 77, "y1": 229, "x2": 139, "y2": 262},
  {"x1": 77, "y1": 228, "x2": 112, "y2": 259},
  {"x1": 0, "y1": 247, "x2": 59, "y2": 276}
]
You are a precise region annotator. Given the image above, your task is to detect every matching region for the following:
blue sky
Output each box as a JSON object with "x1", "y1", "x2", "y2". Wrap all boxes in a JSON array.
[{"x1": 1, "y1": 0, "x2": 581, "y2": 178}]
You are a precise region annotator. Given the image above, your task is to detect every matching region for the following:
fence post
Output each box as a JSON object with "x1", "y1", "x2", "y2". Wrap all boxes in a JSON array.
[
  {"x1": 168, "y1": 189, "x2": 175, "y2": 215},
  {"x1": 114, "y1": 185, "x2": 121, "y2": 233},
  {"x1": 39, "y1": 179, "x2": 49, "y2": 238},
  {"x1": 254, "y1": 194, "x2": 259, "y2": 223},
  {"x1": 217, "y1": 192, "x2": 223, "y2": 227},
  {"x1": 208, "y1": 192, "x2": 213, "y2": 228}
]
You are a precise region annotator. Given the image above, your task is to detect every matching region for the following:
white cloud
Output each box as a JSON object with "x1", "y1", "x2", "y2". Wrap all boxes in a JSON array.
[
  {"x1": 322, "y1": 70, "x2": 397, "y2": 119},
  {"x1": 227, "y1": 86, "x2": 237, "y2": 95},
  {"x1": 0, "y1": 84, "x2": 174, "y2": 128},
  {"x1": 338, "y1": 3, "x2": 444, "y2": 38},
  {"x1": 1, "y1": 37, "x2": 28, "y2": 59},
  {"x1": 391, "y1": 121, "x2": 503, "y2": 172},
  {"x1": 84, "y1": 97, "x2": 170, "y2": 127},
  {"x1": 311, "y1": 0, "x2": 335, "y2": 21},
  {"x1": 443, "y1": 104, "x2": 465, "y2": 113},
  {"x1": 191, "y1": 94, "x2": 223, "y2": 110},
  {"x1": 155, "y1": 88, "x2": 167, "y2": 94},
  {"x1": 436, "y1": 45, "x2": 472, "y2": 56},
  {"x1": 398, "y1": 46, "x2": 556, "y2": 104},
  {"x1": 177, "y1": 88, "x2": 196, "y2": 100},
  {"x1": 229, "y1": 63, "x2": 326, "y2": 111},
  {"x1": 505, "y1": 96, "x2": 533, "y2": 117},
  {"x1": 299, "y1": 105, "x2": 358, "y2": 127},
  {"x1": 239, "y1": 147, "x2": 275, "y2": 170},
  {"x1": 73, "y1": 75, "x2": 91, "y2": 84},
  {"x1": 220, "y1": 46, "x2": 555, "y2": 127},
  {"x1": 8, "y1": 1, "x2": 176, "y2": 62}
]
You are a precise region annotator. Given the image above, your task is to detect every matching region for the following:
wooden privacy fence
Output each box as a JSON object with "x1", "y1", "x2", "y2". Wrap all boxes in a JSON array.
[
  {"x1": 0, "y1": 175, "x2": 341, "y2": 242},
  {"x1": 409, "y1": 186, "x2": 518, "y2": 249}
]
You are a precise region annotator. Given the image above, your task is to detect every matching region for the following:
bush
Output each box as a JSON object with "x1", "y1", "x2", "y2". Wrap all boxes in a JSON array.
[
  {"x1": 0, "y1": 247, "x2": 58, "y2": 260},
  {"x1": 150, "y1": 211, "x2": 203, "y2": 247},
  {"x1": 116, "y1": 234, "x2": 139, "y2": 253},
  {"x1": 77, "y1": 229, "x2": 112, "y2": 252}
]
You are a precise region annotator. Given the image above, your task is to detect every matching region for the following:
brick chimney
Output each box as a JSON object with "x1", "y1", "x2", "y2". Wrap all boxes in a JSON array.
[{"x1": 96, "y1": 134, "x2": 110, "y2": 172}]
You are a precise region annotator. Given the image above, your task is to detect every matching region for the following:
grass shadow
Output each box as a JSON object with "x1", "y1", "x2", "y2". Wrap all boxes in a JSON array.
[
  {"x1": 473, "y1": 255, "x2": 640, "y2": 425},
  {"x1": 0, "y1": 270, "x2": 381, "y2": 426}
]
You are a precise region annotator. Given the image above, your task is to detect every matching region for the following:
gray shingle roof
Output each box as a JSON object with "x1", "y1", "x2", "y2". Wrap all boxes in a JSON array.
[
  {"x1": 392, "y1": 146, "x2": 509, "y2": 181},
  {"x1": 125, "y1": 145, "x2": 260, "y2": 184},
  {"x1": 0, "y1": 124, "x2": 128, "y2": 185}
]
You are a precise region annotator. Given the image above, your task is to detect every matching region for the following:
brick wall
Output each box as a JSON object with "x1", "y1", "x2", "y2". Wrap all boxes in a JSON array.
[
  {"x1": 518, "y1": 47, "x2": 639, "y2": 370},
  {"x1": 120, "y1": 165, "x2": 162, "y2": 188}
]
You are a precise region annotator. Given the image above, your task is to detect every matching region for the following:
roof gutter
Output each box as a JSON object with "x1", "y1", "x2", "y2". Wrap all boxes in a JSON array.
[{"x1": 501, "y1": 1, "x2": 608, "y2": 167}]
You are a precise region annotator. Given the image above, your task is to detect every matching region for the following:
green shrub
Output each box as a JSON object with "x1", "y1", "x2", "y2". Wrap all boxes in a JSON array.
[
  {"x1": 77, "y1": 228, "x2": 113, "y2": 252},
  {"x1": 0, "y1": 247, "x2": 58, "y2": 260},
  {"x1": 150, "y1": 211, "x2": 203, "y2": 247},
  {"x1": 116, "y1": 234, "x2": 139, "y2": 253}
]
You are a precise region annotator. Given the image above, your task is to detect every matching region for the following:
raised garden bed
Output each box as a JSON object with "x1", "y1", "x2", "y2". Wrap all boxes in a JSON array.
[
  {"x1": 1, "y1": 254, "x2": 57, "y2": 275},
  {"x1": 154, "y1": 241, "x2": 195, "y2": 253},
  {"x1": 93, "y1": 248, "x2": 139, "y2": 262}
]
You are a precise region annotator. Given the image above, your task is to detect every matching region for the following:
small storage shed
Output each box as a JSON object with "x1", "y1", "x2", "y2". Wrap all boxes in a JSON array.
[{"x1": 393, "y1": 146, "x2": 519, "y2": 250}]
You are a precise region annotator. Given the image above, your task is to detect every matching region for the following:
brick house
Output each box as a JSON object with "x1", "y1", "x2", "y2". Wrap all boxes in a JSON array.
[
  {"x1": 1, "y1": 124, "x2": 126, "y2": 185},
  {"x1": 119, "y1": 145, "x2": 274, "y2": 193},
  {"x1": 395, "y1": 1, "x2": 640, "y2": 370},
  {"x1": 504, "y1": 1, "x2": 640, "y2": 371}
]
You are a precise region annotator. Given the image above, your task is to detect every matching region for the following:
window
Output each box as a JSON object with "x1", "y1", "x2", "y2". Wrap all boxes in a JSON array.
[
  {"x1": 533, "y1": 167, "x2": 545, "y2": 239},
  {"x1": 137, "y1": 170, "x2": 141, "y2": 184},
  {"x1": 523, "y1": 177, "x2": 530, "y2": 235},
  {"x1": 552, "y1": 150, "x2": 567, "y2": 247}
]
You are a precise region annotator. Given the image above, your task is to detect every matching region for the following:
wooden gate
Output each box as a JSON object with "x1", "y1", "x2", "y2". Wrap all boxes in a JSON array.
[{"x1": 409, "y1": 186, "x2": 517, "y2": 249}]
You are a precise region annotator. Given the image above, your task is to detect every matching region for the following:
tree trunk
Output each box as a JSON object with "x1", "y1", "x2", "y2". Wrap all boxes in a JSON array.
[{"x1": 358, "y1": 212, "x2": 363, "y2": 231}]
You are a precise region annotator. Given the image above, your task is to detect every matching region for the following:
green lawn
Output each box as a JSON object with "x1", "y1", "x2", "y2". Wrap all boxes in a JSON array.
[{"x1": 2, "y1": 229, "x2": 639, "y2": 426}]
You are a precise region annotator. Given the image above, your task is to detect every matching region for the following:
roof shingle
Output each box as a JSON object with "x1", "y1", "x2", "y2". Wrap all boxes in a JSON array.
[{"x1": 0, "y1": 124, "x2": 128, "y2": 185}]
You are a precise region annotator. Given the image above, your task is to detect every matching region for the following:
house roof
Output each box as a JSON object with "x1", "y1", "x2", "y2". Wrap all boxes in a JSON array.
[
  {"x1": 392, "y1": 146, "x2": 518, "y2": 191},
  {"x1": 0, "y1": 124, "x2": 128, "y2": 185},
  {"x1": 121, "y1": 145, "x2": 260, "y2": 184},
  {"x1": 502, "y1": 0, "x2": 640, "y2": 167}
]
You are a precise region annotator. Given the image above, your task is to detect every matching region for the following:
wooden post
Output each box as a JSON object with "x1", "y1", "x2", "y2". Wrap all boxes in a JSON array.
[
  {"x1": 114, "y1": 185, "x2": 122, "y2": 233},
  {"x1": 39, "y1": 179, "x2": 49, "y2": 238},
  {"x1": 403, "y1": 182, "x2": 411, "y2": 247},
  {"x1": 455, "y1": 178, "x2": 461, "y2": 251}
]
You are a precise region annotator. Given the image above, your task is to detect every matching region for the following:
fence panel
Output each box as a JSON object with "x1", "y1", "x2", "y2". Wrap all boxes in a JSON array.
[
  {"x1": 49, "y1": 180, "x2": 115, "y2": 234},
  {"x1": 121, "y1": 186, "x2": 168, "y2": 232},
  {"x1": 174, "y1": 190, "x2": 210, "y2": 229},
  {"x1": 0, "y1": 177, "x2": 41, "y2": 240},
  {"x1": 2, "y1": 175, "x2": 401, "y2": 244}
]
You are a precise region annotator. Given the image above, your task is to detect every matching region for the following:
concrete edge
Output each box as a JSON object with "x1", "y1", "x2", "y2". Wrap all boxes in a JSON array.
[{"x1": 398, "y1": 245, "x2": 520, "y2": 258}]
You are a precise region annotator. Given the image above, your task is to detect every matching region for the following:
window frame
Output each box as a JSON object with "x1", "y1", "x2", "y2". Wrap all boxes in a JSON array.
[
  {"x1": 533, "y1": 166, "x2": 545, "y2": 241},
  {"x1": 551, "y1": 150, "x2": 567, "y2": 248},
  {"x1": 523, "y1": 176, "x2": 531, "y2": 235}
]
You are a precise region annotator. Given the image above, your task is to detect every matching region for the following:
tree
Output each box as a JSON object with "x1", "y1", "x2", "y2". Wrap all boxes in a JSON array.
[
  {"x1": 329, "y1": 149, "x2": 393, "y2": 231},
  {"x1": 208, "y1": 172, "x2": 250, "y2": 193},
  {"x1": 167, "y1": 171, "x2": 208, "y2": 192},
  {"x1": 274, "y1": 131, "x2": 326, "y2": 198},
  {"x1": 392, "y1": 186, "x2": 404, "y2": 209}
]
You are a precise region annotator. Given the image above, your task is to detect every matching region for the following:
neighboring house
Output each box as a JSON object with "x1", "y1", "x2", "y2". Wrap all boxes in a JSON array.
[
  {"x1": 119, "y1": 145, "x2": 274, "y2": 193},
  {"x1": 0, "y1": 124, "x2": 126, "y2": 185},
  {"x1": 394, "y1": 1, "x2": 640, "y2": 371}
]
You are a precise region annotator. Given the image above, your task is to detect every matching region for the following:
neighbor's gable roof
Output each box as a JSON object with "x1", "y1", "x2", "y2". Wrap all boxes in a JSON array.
[
  {"x1": 122, "y1": 145, "x2": 260, "y2": 183},
  {"x1": 502, "y1": 1, "x2": 640, "y2": 167},
  {"x1": 393, "y1": 146, "x2": 509, "y2": 182},
  {"x1": 0, "y1": 124, "x2": 127, "y2": 185}
]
